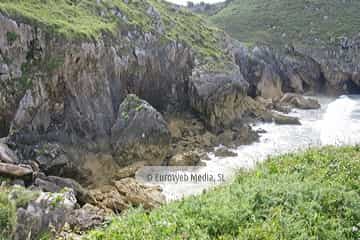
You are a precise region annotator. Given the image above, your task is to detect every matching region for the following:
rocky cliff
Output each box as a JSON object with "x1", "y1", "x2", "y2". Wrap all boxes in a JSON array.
[
  {"x1": 0, "y1": 0, "x2": 254, "y2": 186},
  {"x1": 209, "y1": 0, "x2": 360, "y2": 96},
  {"x1": 0, "y1": 1, "x2": 337, "y2": 239}
]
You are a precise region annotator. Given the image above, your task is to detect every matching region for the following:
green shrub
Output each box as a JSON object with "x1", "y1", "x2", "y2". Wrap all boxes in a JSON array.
[
  {"x1": 9, "y1": 186, "x2": 40, "y2": 208},
  {"x1": 0, "y1": 191, "x2": 16, "y2": 239},
  {"x1": 0, "y1": 186, "x2": 39, "y2": 239},
  {"x1": 85, "y1": 146, "x2": 360, "y2": 240},
  {"x1": 6, "y1": 31, "x2": 17, "y2": 44}
]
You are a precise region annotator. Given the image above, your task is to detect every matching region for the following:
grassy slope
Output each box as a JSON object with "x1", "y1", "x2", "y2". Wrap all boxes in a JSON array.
[
  {"x1": 0, "y1": 0, "x2": 231, "y2": 70},
  {"x1": 210, "y1": 0, "x2": 360, "y2": 48},
  {"x1": 85, "y1": 145, "x2": 360, "y2": 240}
]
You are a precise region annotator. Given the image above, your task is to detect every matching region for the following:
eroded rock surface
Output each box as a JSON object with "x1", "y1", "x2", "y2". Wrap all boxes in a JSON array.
[
  {"x1": 298, "y1": 35, "x2": 360, "y2": 95},
  {"x1": 189, "y1": 68, "x2": 251, "y2": 133},
  {"x1": 0, "y1": 12, "x2": 192, "y2": 183},
  {"x1": 14, "y1": 189, "x2": 77, "y2": 240},
  {"x1": 90, "y1": 178, "x2": 165, "y2": 213},
  {"x1": 276, "y1": 93, "x2": 321, "y2": 110},
  {"x1": 0, "y1": 143, "x2": 18, "y2": 164},
  {"x1": 168, "y1": 151, "x2": 202, "y2": 166},
  {"x1": 235, "y1": 45, "x2": 324, "y2": 98},
  {"x1": 111, "y1": 94, "x2": 171, "y2": 166}
]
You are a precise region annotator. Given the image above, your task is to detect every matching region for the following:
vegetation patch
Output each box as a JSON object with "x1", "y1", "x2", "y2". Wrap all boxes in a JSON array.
[
  {"x1": 6, "y1": 31, "x2": 18, "y2": 45},
  {"x1": 0, "y1": 0, "x2": 231, "y2": 71},
  {"x1": 0, "y1": 191, "x2": 15, "y2": 239},
  {"x1": 210, "y1": 0, "x2": 360, "y2": 48},
  {"x1": 85, "y1": 146, "x2": 360, "y2": 239},
  {"x1": 0, "y1": 186, "x2": 39, "y2": 239}
]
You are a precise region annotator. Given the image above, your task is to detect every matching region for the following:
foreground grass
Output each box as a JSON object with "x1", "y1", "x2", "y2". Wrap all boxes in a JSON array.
[
  {"x1": 210, "y1": 0, "x2": 360, "y2": 48},
  {"x1": 0, "y1": 185, "x2": 40, "y2": 239},
  {"x1": 85, "y1": 146, "x2": 360, "y2": 240}
]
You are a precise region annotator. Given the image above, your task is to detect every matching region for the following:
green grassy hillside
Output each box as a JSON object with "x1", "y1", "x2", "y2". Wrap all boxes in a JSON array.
[
  {"x1": 85, "y1": 146, "x2": 360, "y2": 240},
  {"x1": 210, "y1": 0, "x2": 360, "y2": 47},
  {"x1": 0, "y1": 0, "x2": 230, "y2": 68}
]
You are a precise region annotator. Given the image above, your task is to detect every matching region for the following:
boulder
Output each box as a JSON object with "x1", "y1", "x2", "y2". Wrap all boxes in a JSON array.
[
  {"x1": 0, "y1": 143, "x2": 18, "y2": 164},
  {"x1": 212, "y1": 125, "x2": 260, "y2": 148},
  {"x1": 273, "y1": 103, "x2": 292, "y2": 114},
  {"x1": 189, "y1": 68, "x2": 252, "y2": 133},
  {"x1": 272, "y1": 112, "x2": 301, "y2": 125},
  {"x1": 166, "y1": 113, "x2": 216, "y2": 155},
  {"x1": 0, "y1": 162, "x2": 33, "y2": 180},
  {"x1": 114, "y1": 178, "x2": 165, "y2": 209},
  {"x1": 67, "y1": 204, "x2": 106, "y2": 231},
  {"x1": 90, "y1": 186, "x2": 129, "y2": 213},
  {"x1": 90, "y1": 178, "x2": 165, "y2": 213},
  {"x1": 214, "y1": 147, "x2": 238, "y2": 158},
  {"x1": 111, "y1": 95, "x2": 171, "y2": 167},
  {"x1": 168, "y1": 151, "x2": 202, "y2": 166},
  {"x1": 255, "y1": 96, "x2": 273, "y2": 109},
  {"x1": 278, "y1": 93, "x2": 321, "y2": 110},
  {"x1": 34, "y1": 175, "x2": 93, "y2": 205},
  {"x1": 189, "y1": 66, "x2": 269, "y2": 143},
  {"x1": 33, "y1": 143, "x2": 71, "y2": 176},
  {"x1": 14, "y1": 189, "x2": 77, "y2": 240},
  {"x1": 115, "y1": 161, "x2": 146, "y2": 180}
]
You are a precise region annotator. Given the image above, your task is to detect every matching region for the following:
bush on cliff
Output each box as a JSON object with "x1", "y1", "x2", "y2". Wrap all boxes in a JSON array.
[{"x1": 85, "y1": 146, "x2": 360, "y2": 240}]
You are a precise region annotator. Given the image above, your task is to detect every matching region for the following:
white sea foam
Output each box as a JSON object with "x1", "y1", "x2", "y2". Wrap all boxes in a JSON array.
[{"x1": 160, "y1": 95, "x2": 360, "y2": 200}]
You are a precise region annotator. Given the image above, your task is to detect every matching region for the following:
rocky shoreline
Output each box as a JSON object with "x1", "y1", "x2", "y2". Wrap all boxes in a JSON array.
[
  {"x1": 0, "y1": 91, "x2": 321, "y2": 239},
  {"x1": 0, "y1": 2, "x2": 356, "y2": 238}
]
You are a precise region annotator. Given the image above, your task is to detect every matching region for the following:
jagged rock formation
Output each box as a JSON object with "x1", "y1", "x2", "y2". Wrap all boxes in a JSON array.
[
  {"x1": 189, "y1": 69, "x2": 250, "y2": 133},
  {"x1": 14, "y1": 188, "x2": 77, "y2": 240},
  {"x1": 0, "y1": 1, "x2": 256, "y2": 236},
  {"x1": 277, "y1": 93, "x2": 321, "y2": 110},
  {"x1": 0, "y1": 0, "x2": 350, "y2": 238},
  {"x1": 90, "y1": 178, "x2": 165, "y2": 212},
  {"x1": 0, "y1": 0, "x2": 265, "y2": 186},
  {"x1": 234, "y1": 45, "x2": 324, "y2": 98},
  {"x1": 299, "y1": 35, "x2": 360, "y2": 94},
  {"x1": 0, "y1": 143, "x2": 18, "y2": 163},
  {"x1": 111, "y1": 94, "x2": 171, "y2": 166},
  {"x1": 209, "y1": 0, "x2": 360, "y2": 95},
  {"x1": 0, "y1": 12, "x2": 189, "y2": 183}
]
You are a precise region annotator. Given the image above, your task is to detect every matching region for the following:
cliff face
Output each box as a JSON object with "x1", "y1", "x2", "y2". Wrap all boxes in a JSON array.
[
  {"x1": 232, "y1": 37, "x2": 360, "y2": 97},
  {"x1": 209, "y1": 0, "x2": 360, "y2": 96},
  {"x1": 0, "y1": 1, "x2": 253, "y2": 184},
  {"x1": 2, "y1": 0, "x2": 348, "y2": 187},
  {"x1": 1, "y1": 14, "x2": 195, "y2": 137},
  {"x1": 0, "y1": 13, "x2": 189, "y2": 182},
  {"x1": 298, "y1": 35, "x2": 360, "y2": 94},
  {"x1": 1, "y1": 2, "x2": 350, "y2": 239},
  {"x1": 234, "y1": 45, "x2": 325, "y2": 99}
]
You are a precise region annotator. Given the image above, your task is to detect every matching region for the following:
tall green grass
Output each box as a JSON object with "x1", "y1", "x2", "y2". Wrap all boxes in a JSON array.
[{"x1": 85, "y1": 146, "x2": 360, "y2": 239}]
